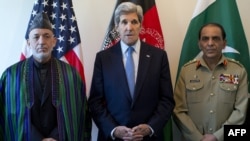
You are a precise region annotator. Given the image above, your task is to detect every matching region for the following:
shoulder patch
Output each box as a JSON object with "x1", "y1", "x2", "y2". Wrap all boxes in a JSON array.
[
  {"x1": 183, "y1": 59, "x2": 198, "y2": 67},
  {"x1": 227, "y1": 58, "x2": 244, "y2": 67}
]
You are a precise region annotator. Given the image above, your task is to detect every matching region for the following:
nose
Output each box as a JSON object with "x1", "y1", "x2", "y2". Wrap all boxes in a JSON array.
[
  {"x1": 126, "y1": 22, "x2": 133, "y2": 30},
  {"x1": 208, "y1": 38, "x2": 214, "y2": 46},
  {"x1": 38, "y1": 36, "x2": 46, "y2": 44}
]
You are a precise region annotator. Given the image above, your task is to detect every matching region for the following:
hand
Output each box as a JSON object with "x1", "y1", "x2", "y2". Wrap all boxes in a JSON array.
[
  {"x1": 132, "y1": 124, "x2": 152, "y2": 137},
  {"x1": 122, "y1": 124, "x2": 151, "y2": 141},
  {"x1": 200, "y1": 134, "x2": 218, "y2": 141},
  {"x1": 113, "y1": 125, "x2": 151, "y2": 141},
  {"x1": 42, "y1": 138, "x2": 57, "y2": 141},
  {"x1": 113, "y1": 126, "x2": 133, "y2": 140}
]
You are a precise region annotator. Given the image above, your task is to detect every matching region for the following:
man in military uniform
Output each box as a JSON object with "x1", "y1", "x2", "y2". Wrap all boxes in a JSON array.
[{"x1": 173, "y1": 23, "x2": 248, "y2": 141}]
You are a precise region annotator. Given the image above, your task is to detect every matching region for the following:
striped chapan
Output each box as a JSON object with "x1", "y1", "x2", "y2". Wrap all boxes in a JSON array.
[{"x1": 0, "y1": 57, "x2": 91, "y2": 141}]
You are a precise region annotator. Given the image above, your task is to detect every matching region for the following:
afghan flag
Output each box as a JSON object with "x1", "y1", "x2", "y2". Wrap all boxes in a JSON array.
[
  {"x1": 102, "y1": 0, "x2": 164, "y2": 50},
  {"x1": 102, "y1": 0, "x2": 173, "y2": 140},
  {"x1": 178, "y1": 0, "x2": 250, "y2": 126}
]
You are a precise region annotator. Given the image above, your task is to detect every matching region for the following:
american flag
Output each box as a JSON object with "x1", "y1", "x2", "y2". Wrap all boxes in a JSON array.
[{"x1": 21, "y1": 0, "x2": 85, "y2": 82}]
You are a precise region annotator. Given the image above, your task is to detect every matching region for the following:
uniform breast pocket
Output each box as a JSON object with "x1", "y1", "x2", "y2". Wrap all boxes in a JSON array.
[
  {"x1": 186, "y1": 82, "x2": 204, "y2": 103},
  {"x1": 219, "y1": 83, "x2": 237, "y2": 103}
]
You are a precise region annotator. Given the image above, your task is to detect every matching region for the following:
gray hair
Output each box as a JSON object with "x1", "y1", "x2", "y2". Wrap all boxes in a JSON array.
[{"x1": 114, "y1": 2, "x2": 143, "y2": 26}]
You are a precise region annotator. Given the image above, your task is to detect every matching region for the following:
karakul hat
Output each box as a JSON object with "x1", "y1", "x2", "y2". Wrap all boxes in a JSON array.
[{"x1": 29, "y1": 12, "x2": 53, "y2": 32}]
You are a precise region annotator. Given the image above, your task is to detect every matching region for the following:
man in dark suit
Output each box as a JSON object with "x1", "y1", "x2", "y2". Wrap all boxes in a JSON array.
[{"x1": 88, "y1": 2, "x2": 174, "y2": 141}]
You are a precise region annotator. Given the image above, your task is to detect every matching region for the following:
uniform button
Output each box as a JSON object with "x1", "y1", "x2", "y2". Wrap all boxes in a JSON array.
[
  {"x1": 210, "y1": 93, "x2": 214, "y2": 96},
  {"x1": 209, "y1": 128, "x2": 213, "y2": 131},
  {"x1": 212, "y1": 76, "x2": 215, "y2": 79},
  {"x1": 192, "y1": 87, "x2": 196, "y2": 90},
  {"x1": 210, "y1": 110, "x2": 214, "y2": 113}
]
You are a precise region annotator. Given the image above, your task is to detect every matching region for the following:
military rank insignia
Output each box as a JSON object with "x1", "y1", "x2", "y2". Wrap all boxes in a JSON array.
[{"x1": 219, "y1": 74, "x2": 239, "y2": 84}]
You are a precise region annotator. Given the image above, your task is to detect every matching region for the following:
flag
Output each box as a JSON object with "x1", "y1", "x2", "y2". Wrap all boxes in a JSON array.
[
  {"x1": 178, "y1": 0, "x2": 250, "y2": 126},
  {"x1": 178, "y1": 0, "x2": 250, "y2": 84},
  {"x1": 21, "y1": 0, "x2": 85, "y2": 82},
  {"x1": 102, "y1": 0, "x2": 172, "y2": 140},
  {"x1": 102, "y1": 0, "x2": 164, "y2": 50}
]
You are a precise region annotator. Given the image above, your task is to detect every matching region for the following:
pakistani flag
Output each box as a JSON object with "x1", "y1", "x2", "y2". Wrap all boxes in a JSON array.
[
  {"x1": 178, "y1": 0, "x2": 250, "y2": 90},
  {"x1": 177, "y1": 0, "x2": 250, "y2": 126}
]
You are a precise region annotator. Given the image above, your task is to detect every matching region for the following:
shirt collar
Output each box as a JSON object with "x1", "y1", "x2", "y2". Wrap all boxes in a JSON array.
[
  {"x1": 33, "y1": 57, "x2": 51, "y2": 69},
  {"x1": 121, "y1": 40, "x2": 140, "y2": 55},
  {"x1": 196, "y1": 55, "x2": 228, "y2": 69}
]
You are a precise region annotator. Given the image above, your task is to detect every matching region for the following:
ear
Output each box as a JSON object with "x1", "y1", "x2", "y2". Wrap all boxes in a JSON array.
[
  {"x1": 198, "y1": 42, "x2": 202, "y2": 50},
  {"x1": 114, "y1": 24, "x2": 118, "y2": 31},
  {"x1": 52, "y1": 37, "x2": 57, "y2": 48},
  {"x1": 223, "y1": 39, "x2": 227, "y2": 49},
  {"x1": 26, "y1": 39, "x2": 30, "y2": 48}
]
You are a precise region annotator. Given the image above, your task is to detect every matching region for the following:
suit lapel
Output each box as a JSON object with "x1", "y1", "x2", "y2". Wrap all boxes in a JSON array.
[
  {"x1": 132, "y1": 43, "x2": 151, "y2": 106},
  {"x1": 110, "y1": 44, "x2": 133, "y2": 102}
]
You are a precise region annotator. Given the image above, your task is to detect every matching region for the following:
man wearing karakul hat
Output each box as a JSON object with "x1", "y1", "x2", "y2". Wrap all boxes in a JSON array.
[{"x1": 0, "y1": 12, "x2": 91, "y2": 141}]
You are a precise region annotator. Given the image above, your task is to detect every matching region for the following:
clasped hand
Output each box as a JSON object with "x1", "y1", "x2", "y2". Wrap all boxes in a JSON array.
[
  {"x1": 42, "y1": 138, "x2": 57, "y2": 141},
  {"x1": 114, "y1": 124, "x2": 152, "y2": 141}
]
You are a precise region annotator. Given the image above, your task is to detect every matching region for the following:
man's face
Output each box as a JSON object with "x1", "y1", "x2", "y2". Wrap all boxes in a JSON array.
[
  {"x1": 116, "y1": 12, "x2": 141, "y2": 46},
  {"x1": 198, "y1": 25, "x2": 226, "y2": 61},
  {"x1": 27, "y1": 28, "x2": 57, "y2": 63}
]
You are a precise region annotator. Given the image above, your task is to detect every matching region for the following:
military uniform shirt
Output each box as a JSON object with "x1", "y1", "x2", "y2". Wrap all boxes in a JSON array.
[{"x1": 173, "y1": 55, "x2": 248, "y2": 141}]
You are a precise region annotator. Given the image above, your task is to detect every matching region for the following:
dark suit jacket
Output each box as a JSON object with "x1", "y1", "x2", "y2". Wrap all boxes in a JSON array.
[{"x1": 88, "y1": 41, "x2": 175, "y2": 141}]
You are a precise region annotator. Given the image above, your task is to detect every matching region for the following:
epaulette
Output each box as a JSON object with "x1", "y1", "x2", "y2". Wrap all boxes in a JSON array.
[
  {"x1": 184, "y1": 59, "x2": 199, "y2": 67},
  {"x1": 227, "y1": 58, "x2": 244, "y2": 67}
]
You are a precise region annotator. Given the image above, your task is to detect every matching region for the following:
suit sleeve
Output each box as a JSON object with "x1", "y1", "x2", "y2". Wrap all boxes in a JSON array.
[
  {"x1": 88, "y1": 52, "x2": 118, "y2": 139},
  {"x1": 147, "y1": 51, "x2": 175, "y2": 136}
]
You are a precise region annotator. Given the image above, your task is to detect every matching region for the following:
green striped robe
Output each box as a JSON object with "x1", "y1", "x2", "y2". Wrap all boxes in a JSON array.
[{"x1": 0, "y1": 57, "x2": 91, "y2": 141}]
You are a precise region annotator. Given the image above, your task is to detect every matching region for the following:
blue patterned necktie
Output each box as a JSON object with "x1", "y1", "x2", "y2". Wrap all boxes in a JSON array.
[{"x1": 125, "y1": 47, "x2": 135, "y2": 99}]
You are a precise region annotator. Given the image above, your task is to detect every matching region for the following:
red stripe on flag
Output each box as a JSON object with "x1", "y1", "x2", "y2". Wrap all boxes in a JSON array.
[
  {"x1": 140, "y1": 5, "x2": 164, "y2": 49},
  {"x1": 20, "y1": 53, "x2": 26, "y2": 61},
  {"x1": 64, "y1": 49, "x2": 85, "y2": 82},
  {"x1": 143, "y1": 6, "x2": 163, "y2": 33}
]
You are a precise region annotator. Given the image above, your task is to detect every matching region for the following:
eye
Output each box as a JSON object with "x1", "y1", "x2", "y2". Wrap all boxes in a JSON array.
[
  {"x1": 131, "y1": 19, "x2": 139, "y2": 25},
  {"x1": 32, "y1": 36, "x2": 39, "y2": 40},
  {"x1": 121, "y1": 20, "x2": 128, "y2": 25},
  {"x1": 201, "y1": 37, "x2": 209, "y2": 41},
  {"x1": 45, "y1": 34, "x2": 52, "y2": 39},
  {"x1": 212, "y1": 36, "x2": 221, "y2": 41}
]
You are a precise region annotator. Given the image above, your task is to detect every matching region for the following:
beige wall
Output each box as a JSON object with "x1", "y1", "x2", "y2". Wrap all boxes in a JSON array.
[{"x1": 0, "y1": 0, "x2": 249, "y2": 140}]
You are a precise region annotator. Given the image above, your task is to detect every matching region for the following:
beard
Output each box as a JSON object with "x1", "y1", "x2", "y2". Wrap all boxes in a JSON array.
[{"x1": 32, "y1": 49, "x2": 52, "y2": 63}]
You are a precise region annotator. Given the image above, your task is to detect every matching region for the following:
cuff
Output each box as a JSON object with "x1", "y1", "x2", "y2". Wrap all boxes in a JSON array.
[
  {"x1": 148, "y1": 125, "x2": 154, "y2": 137},
  {"x1": 110, "y1": 127, "x2": 117, "y2": 140}
]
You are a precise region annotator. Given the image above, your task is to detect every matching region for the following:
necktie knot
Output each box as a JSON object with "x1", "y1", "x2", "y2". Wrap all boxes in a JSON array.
[{"x1": 127, "y1": 46, "x2": 134, "y2": 55}]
